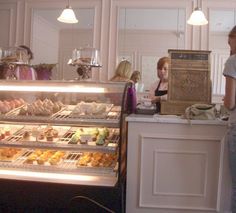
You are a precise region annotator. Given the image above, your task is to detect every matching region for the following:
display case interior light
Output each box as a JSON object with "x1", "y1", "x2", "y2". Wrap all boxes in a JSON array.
[
  {"x1": 0, "y1": 169, "x2": 98, "y2": 182},
  {"x1": 0, "y1": 85, "x2": 105, "y2": 93}
]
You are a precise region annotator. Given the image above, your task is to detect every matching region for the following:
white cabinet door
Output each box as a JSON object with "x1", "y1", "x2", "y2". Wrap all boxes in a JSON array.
[{"x1": 126, "y1": 120, "x2": 230, "y2": 213}]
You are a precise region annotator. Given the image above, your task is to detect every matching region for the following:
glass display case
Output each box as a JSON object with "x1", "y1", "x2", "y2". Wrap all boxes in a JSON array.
[
  {"x1": 0, "y1": 46, "x2": 29, "y2": 64},
  {"x1": 0, "y1": 47, "x2": 37, "y2": 80},
  {"x1": 72, "y1": 47, "x2": 101, "y2": 67},
  {"x1": 0, "y1": 80, "x2": 131, "y2": 212}
]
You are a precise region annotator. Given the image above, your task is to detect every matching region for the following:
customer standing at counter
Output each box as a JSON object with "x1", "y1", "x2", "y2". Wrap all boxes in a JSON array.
[
  {"x1": 110, "y1": 60, "x2": 132, "y2": 82},
  {"x1": 130, "y1": 70, "x2": 141, "y2": 84},
  {"x1": 223, "y1": 25, "x2": 236, "y2": 213},
  {"x1": 130, "y1": 70, "x2": 145, "y2": 91},
  {"x1": 15, "y1": 45, "x2": 37, "y2": 80},
  {"x1": 1, "y1": 45, "x2": 37, "y2": 80},
  {"x1": 149, "y1": 56, "x2": 170, "y2": 113},
  {"x1": 109, "y1": 60, "x2": 133, "y2": 107}
]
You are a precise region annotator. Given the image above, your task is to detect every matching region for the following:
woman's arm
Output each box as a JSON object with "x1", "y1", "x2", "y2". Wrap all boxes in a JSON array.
[
  {"x1": 149, "y1": 80, "x2": 160, "y2": 100},
  {"x1": 151, "y1": 94, "x2": 167, "y2": 104},
  {"x1": 149, "y1": 82, "x2": 156, "y2": 100},
  {"x1": 224, "y1": 76, "x2": 236, "y2": 110}
]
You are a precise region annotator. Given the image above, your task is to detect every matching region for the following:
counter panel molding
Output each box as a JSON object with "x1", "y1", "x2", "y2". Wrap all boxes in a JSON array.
[
  {"x1": 126, "y1": 115, "x2": 231, "y2": 213},
  {"x1": 139, "y1": 134, "x2": 220, "y2": 211}
]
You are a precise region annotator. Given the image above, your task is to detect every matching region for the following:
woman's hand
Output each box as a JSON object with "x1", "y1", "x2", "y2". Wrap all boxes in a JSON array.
[
  {"x1": 224, "y1": 76, "x2": 236, "y2": 110},
  {"x1": 151, "y1": 96, "x2": 161, "y2": 104}
]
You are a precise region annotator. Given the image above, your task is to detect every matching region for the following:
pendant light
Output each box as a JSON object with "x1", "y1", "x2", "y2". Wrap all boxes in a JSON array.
[
  {"x1": 187, "y1": 0, "x2": 208, "y2": 26},
  {"x1": 57, "y1": 0, "x2": 78, "y2": 24}
]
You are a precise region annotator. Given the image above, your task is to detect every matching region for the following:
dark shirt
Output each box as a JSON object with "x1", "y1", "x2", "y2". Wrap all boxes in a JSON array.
[{"x1": 154, "y1": 81, "x2": 167, "y2": 113}]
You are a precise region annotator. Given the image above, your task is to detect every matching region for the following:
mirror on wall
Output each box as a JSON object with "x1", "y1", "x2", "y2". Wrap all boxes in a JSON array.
[
  {"x1": 31, "y1": 8, "x2": 94, "y2": 80},
  {"x1": 118, "y1": 8, "x2": 186, "y2": 91},
  {"x1": 209, "y1": 9, "x2": 236, "y2": 96}
]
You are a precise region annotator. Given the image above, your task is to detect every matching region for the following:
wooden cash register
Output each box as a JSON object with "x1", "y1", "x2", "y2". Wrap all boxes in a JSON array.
[{"x1": 161, "y1": 49, "x2": 211, "y2": 115}]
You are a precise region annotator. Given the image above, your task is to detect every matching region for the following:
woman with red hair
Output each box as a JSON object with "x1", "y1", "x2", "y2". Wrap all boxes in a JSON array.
[{"x1": 149, "y1": 56, "x2": 170, "y2": 113}]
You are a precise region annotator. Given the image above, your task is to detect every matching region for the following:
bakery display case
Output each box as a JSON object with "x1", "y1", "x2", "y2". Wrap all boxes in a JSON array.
[{"x1": 0, "y1": 80, "x2": 131, "y2": 212}]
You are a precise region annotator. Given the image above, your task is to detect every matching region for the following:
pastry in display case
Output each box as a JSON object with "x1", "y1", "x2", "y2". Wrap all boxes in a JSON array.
[{"x1": 0, "y1": 80, "x2": 131, "y2": 212}]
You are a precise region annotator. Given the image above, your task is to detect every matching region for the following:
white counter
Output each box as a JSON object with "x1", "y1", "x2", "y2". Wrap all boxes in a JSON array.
[
  {"x1": 126, "y1": 114, "x2": 227, "y2": 125},
  {"x1": 126, "y1": 114, "x2": 231, "y2": 213}
]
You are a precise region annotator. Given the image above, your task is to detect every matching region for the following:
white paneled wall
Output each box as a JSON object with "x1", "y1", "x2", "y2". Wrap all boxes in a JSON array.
[
  {"x1": 118, "y1": 29, "x2": 185, "y2": 91},
  {"x1": 0, "y1": 9, "x2": 11, "y2": 47},
  {"x1": 58, "y1": 29, "x2": 93, "y2": 80},
  {"x1": 32, "y1": 14, "x2": 59, "y2": 65},
  {"x1": 0, "y1": 0, "x2": 235, "y2": 99},
  {"x1": 0, "y1": 1, "x2": 17, "y2": 48},
  {"x1": 211, "y1": 51, "x2": 229, "y2": 95}
]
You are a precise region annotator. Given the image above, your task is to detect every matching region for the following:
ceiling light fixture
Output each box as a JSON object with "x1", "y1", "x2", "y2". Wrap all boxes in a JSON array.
[
  {"x1": 187, "y1": 0, "x2": 208, "y2": 26},
  {"x1": 57, "y1": 0, "x2": 78, "y2": 24}
]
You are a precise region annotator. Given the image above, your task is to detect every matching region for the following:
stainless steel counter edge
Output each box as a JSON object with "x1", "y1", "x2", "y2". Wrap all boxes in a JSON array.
[{"x1": 126, "y1": 114, "x2": 228, "y2": 125}]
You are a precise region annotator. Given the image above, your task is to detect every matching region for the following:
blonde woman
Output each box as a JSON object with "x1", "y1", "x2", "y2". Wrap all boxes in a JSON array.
[
  {"x1": 110, "y1": 60, "x2": 132, "y2": 82},
  {"x1": 130, "y1": 70, "x2": 144, "y2": 92},
  {"x1": 130, "y1": 70, "x2": 141, "y2": 84}
]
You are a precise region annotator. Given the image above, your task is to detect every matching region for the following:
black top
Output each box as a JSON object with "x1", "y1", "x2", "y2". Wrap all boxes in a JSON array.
[{"x1": 154, "y1": 81, "x2": 167, "y2": 113}]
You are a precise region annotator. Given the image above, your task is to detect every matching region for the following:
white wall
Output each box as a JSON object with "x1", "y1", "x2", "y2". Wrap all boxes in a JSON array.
[
  {"x1": 118, "y1": 29, "x2": 185, "y2": 90},
  {"x1": 58, "y1": 29, "x2": 93, "y2": 80},
  {"x1": 0, "y1": 9, "x2": 11, "y2": 48},
  {"x1": 32, "y1": 13, "x2": 59, "y2": 65},
  {"x1": 0, "y1": 2, "x2": 17, "y2": 48},
  {"x1": 0, "y1": 0, "x2": 236, "y2": 99}
]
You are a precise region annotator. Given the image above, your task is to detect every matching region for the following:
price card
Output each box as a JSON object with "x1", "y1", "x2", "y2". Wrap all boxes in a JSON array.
[{"x1": 80, "y1": 134, "x2": 92, "y2": 144}]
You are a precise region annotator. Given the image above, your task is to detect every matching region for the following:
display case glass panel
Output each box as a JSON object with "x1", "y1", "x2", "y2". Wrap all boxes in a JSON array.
[{"x1": 0, "y1": 80, "x2": 129, "y2": 186}]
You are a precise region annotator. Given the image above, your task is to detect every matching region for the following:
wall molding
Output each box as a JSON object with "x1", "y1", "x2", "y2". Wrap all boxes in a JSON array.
[
  {"x1": 153, "y1": 149, "x2": 207, "y2": 197},
  {"x1": 138, "y1": 133, "x2": 223, "y2": 211},
  {"x1": 0, "y1": 2, "x2": 17, "y2": 47}
]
